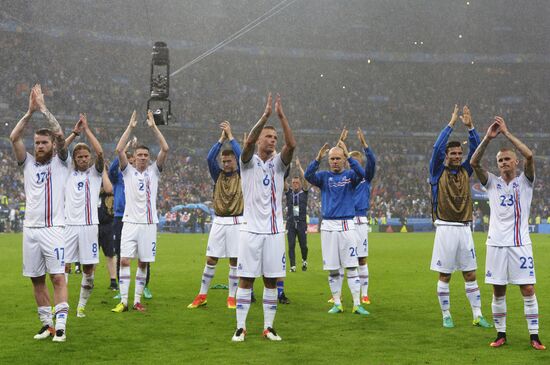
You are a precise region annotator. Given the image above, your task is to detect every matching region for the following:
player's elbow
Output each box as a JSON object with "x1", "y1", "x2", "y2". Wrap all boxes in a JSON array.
[
  {"x1": 9, "y1": 131, "x2": 20, "y2": 144},
  {"x1": 524, "y1": 151, "x2": 534, "y2": 162}
]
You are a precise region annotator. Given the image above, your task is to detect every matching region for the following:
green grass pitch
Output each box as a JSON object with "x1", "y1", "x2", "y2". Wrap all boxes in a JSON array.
[{"x1": 1, "y1": 232, "x2": 549, "y2": 364}]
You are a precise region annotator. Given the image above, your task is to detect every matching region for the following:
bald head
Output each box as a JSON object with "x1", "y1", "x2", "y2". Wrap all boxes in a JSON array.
[{"x1": 328, "y1": 146, "x2": 347, "y2": 173}]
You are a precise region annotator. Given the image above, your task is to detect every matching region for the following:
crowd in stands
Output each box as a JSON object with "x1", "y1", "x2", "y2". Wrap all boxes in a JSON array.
[{"x1": 1, "y1": 30, "x2": 549, "y2": 231}]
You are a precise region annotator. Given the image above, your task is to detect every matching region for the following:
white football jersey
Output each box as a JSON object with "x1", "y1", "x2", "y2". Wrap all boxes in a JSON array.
[
  {"x1": 240, "y1": 153, "x2": 287, "y2": 234},
  {"x1": 122, "y1": 162, "x2": 160, "y2": 224},
  {"x1": 485, "y1": 172, "x2": 533, "y2": 247},
  {"x1": 65, "y1": 165, "x2": 102, "y2": 225},
  {"x1": 22, "y1": 152, "x2": 70, "y2": 228}
]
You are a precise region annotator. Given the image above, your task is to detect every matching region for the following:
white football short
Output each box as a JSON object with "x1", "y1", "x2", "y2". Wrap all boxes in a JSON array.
[
  {"x1": 64, "y1": 225, "x2": 100, "y2": 264},
  {"x1": 485, "y1": 245, "x2": 536, "y2": 285},
  {"x1": 354, "y1": 218, "x2": 369, "y2": 258},
  {"x1": 22, "y1": 226, "x2": 65, "y2": 277},
  {"x1": 430, "y1": 224, "x2": 477, "y2": 273},
  {"x1": 206, "y1": 222, "x2": 240, "y2": 258},
  {"x1": 120, "y1": 223, "x2": 157, "y2": 262},
  {"x1": 321, "y1": 229, "x2": 359, "y2": 271},
  {"x1": 237, "y1": 231, "x2": 286, "y2": 278}
]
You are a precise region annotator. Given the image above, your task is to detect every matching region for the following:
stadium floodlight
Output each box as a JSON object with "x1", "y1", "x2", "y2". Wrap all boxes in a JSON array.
[{"x1": 147, "y1": 41, "x2": 172, "y2": 125}]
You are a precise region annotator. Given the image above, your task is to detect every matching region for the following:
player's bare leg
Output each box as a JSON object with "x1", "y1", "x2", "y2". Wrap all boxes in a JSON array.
[{"x1": 31, "y1": 276, "x2": 55, "y2": 339}]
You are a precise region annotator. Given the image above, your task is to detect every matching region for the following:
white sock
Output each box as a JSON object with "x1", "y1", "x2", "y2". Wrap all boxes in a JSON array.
[
  {"x1": 38, "y1": 306, "x2": 53, "y2": 327},
  {"x1": 119, "y1": 266, "x2": 131, "y2": 306},
  {"x1": 199, "y1": 264, "x2": 216, "y2": 295},
  {"x1": 263, "y1": 288, "x2": 278, "y2": 329},
  {"x1": 524, "y1": 294, "x2": 539, "y2": 335},
  {"x1": 437, "y1": 280, "x2": 450, "y2": 317},
  {"x1": 78, "y1": 272, "x2": 95, "y2": 308},
  {"x1": 492, "y1": 295, "x2": 507, "y2": 333},
  {"x1": 358, "y1": 264, "x2": 369, "y2": 297},
  {"x1": 228, "y1": 266, "x2": 238, "y2": 298},
  {"x1": 328, "y1": 271, "x2": 342, "y2": 305},
  {"x1": 134, "y1": 266, "x2": 147, "y2": 306},
  {"x1": 236, "y1": 288, "x2": 252, "y2": 330},
  {"x1": 347, "y1": 268, "x2": 361, "y2": 306},
  {"x1": 54, "y1": 302, "x2": 69, "y2": 331},
  {"x1": 465, "y1": 280, "x2": 482, "y2": 319}
]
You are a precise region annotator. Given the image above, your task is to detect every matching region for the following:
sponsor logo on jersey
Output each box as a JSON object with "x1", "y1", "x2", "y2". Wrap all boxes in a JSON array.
[{"x1": 497, "y1": 183, "x2": 502, "y2": 189}]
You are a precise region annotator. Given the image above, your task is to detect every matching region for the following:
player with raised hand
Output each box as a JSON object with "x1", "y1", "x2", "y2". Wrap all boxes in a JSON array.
[
  {"x1": 470, "y1": 117, "x2": 544, "y2": 350},
  {"x1": 188, "y1": 120, "x2": 243, "y2": 309},
  {"x1": 111, "y1": 110, "x2": 169, "y2": 313},
  {"x1": 10, "y1": 84, "x2": 70, "y2": 342},
  {"x1": 429, "y1": 105, "x2": 491, "y2": 329},
  {"x1": 231, "y1": 93, "x2": 296, "y2": 342},
  {"x1": 62, "y1": 113, "x2": 105, "y2": 318},
  {"x1": 305, "y1": 138, "x2": 369, "y2": 316},
  {"x1": 346, "y1": 127, "x2": 376, "y2": 304}
]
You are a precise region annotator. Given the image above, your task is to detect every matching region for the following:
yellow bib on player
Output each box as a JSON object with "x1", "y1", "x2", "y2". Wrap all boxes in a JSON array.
[
  {"x1": 213, "y1": 171, "x2": 243, "y2": 217},
  {"x1": 436, "y1": 167, "x2": 472, "y2": 223}
]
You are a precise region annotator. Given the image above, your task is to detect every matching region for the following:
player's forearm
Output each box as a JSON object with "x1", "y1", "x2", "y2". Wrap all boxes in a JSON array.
[
  {"x1": 10, "y1": 112, "x2": 32, "y2": 143},
  {"x1": 470, "y1": 136, "x2": 490, "y2": 168},
  {"x1": 102, "y1": 169, "x2": 113, "y2": 193},
  {"x1": 116, "y1": 125, "x2": 133, "y2": 155},
  {"x1": 64, "y1": 132, "x2": 77, "y2": 147},
  {"x1": 55, "y1": 134, "x2": 69, "y2": 161},
  {"x1": 280, "y1": 114, "x2": 296, "y2": 154},
  {"x1": 503, "y1": 131, "x2": 533, "y2": 161},
  {"x1": 40, "y1": 107, "x2": 62, "y2": 133},
  {"x1": 85, "y1": 126, "x2": 104, "y2": 160},
  {"x1": 151, "y1": 125, "x2": 169, "y2": 153},
  {"x1": 242, "y1": 117, "x2": 268, "y2": 162}
]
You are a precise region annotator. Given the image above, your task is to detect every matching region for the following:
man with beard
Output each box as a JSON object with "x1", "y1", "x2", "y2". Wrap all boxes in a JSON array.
[{"x1": 10, "y1": 84, "x2": 70, "y2": 342}]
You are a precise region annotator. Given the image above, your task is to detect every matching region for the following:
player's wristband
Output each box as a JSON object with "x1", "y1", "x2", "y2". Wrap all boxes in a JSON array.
[{"x1": 72, "y1": 130, "x2": 80, "y2": 136}]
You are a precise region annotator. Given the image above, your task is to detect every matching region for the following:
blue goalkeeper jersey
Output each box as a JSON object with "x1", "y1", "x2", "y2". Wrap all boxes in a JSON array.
[
  {"x1": 354, "y1": 147, "x2": 376, "y2": 216},
  {"x1": 305, "y1": 157, "x2": 365, "y2": 220},
  {"x1": 108, "y1": 157, "x2": 126, "y2": 218}
]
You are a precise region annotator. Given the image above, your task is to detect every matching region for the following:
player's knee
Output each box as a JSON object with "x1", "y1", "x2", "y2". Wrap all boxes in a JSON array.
[
  {"x1": 462, "y1": 270, "x2": 476, "y2": 281},
  {"x1": 206, "y1": 256, "x2": 218, "y2": 265},
  {"x1": 358, "y1": 257, "x2": 367, "y2": 265},
  {"x1": 30, "y1": 275, "x2": 47, "y2": 286},
  {"x1": 82, "y1": 264, "x2": 95, "y2": 275},
  {"x1": 229, "y1": 258, "x2": 238, "y2": 266},
  {"x1": 50, "y1": 274, "x2": 66, "y2": 287},
  {"x1": 329, "y1": 270, "x2": 340, "y2": 277},
  {"x1": 520, "y1": 284, "x2": 535, "y2": 297},
  {"x1": 239, "y1": 277, "x2": 254, "y2": 289},
  {"x1": 120, "y1": 258, "x2": 131, "y2": 266},
  {"x1": 438, "y1": 272, "x2": 451, "y2": 282}
]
